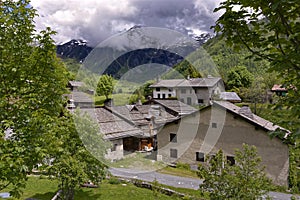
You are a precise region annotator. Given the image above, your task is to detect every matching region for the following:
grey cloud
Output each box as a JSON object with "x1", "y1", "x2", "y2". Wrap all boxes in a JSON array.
[{"x1": 31, "y1": 0, "x2": 221, "y2": 47}]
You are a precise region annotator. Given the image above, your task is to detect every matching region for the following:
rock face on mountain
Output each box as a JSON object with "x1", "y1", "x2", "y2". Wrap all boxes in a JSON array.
[
  {"x1": 56, "y1": 27, "x2": 211, "y2": 63},
  {"x1": 56, "y1": 39, "x2": 93, "y2": 62}
]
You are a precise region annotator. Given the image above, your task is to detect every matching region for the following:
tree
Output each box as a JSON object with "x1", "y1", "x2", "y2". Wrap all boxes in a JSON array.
[
  {"x1": 0, "y1": 0, "x2": 68, "y2": 197},
  {"x1": 46, "y1": 111, "x2": 108, "y2": 200},
  {"x1": 0, "y1": 1, "x2": 108, "y2": 199},
  {"x1": 213, "y1": 0, "x2": 300, "y2": 191},
  {"x1": 227, "y1": 65, "x2": 254, "y2": 90},
  {"x1": 96, "y1": 75, "x2": 115, "y2": 100},
  {"x1": 198, "y1": 144, "x2": 271, "y2": 199},
  {"x1": 213, "y1": 0, "x2": 300, "y2": 135}
]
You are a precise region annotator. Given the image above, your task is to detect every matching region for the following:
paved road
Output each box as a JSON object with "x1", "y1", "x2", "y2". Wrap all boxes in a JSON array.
[
  {"x1": 109, "y1": 168, "x2": 299, "y2": 200},
  {"x1": 109, "y1": 168, "x2": 202, "y2": 190}
]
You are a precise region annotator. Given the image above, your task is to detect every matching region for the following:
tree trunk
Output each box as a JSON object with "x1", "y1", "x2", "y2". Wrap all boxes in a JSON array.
[{"x1": 62, "y1": 188, "x2": 75, "y2": 200}]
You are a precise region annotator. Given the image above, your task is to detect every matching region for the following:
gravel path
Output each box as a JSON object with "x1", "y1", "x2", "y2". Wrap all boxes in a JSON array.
[{"x1": 109, "y1": 168, "x2": 299, "y2": 200}]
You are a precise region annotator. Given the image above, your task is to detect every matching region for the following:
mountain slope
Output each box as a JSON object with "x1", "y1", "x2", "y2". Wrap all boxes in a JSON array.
[{"x1": 56, "y1": 39, "x2": 93, "y2": 62}]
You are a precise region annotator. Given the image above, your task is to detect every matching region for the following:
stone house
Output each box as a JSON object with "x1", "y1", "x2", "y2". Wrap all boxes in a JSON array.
[
  {"x1": 93, "y1": 100, "x2": 197, "y2": 161},
  {"x1": 156, "y1": 101, "x2": 290, "y2": 186},
  {"x1": 150, "y1": 76, "x2": 224, "y2": 105}
]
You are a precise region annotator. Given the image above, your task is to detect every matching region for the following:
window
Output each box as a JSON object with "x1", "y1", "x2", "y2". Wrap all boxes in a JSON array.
[
  {"x1": 168, "y1": 94, "x2": 172, "y2": 98},
  {"x1": 187, "y1": 97, "x2": 192, "y2": 105},
  {"x1": 196, "y1": 152, "x2": 205, "y2": 162},
  {"x1": 212, "y1": 122, "x2": 217, "y2": 128},
  {"x1": 168, "y1": 88, "x2": 172, "y2": 92},
  {"x1": 198, "y1": 99, "x2": 204, "y2": 104},
  {"x1": 227, "y1": 156, "x2": 235, "y2": 166},
  {"x1": 170, "y1": 133, "x2": 177, "y2": 143},
  {"x1": 181, "y1": 89, "x2": 186, "y2": 94},
  {"x1": 156, "y1": 88, "x2": 160, "y2": 91},
  {"x1": 157, "y1": 94, "x2": 161, "y2": 99},
  {"x1": 180, "y1": 98, "x2": 184, "y2": 103},
  {"x1": 111, "y1": 144, "x2": 117, "y2": 152},
  {"x1": 170, "y1": 148, "x2": 178, "y2": 158}
]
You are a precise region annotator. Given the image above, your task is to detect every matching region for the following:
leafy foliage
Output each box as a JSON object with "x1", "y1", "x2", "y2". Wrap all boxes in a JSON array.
[
  {"x1": 0, "y1": 0, "x2": 68, "y2": 197},
  {"x1": 213, "y1": 0, "x2": 300, "y2": 191},
  {"x1": 62, "y1": 58, "x2": 81, "y2": 81},
  {"x1": 198, "y1": 144, "x2": 271, "y2": 199},
  {"x1": 46, "y1": 111, "x2": 107, "y2": 200},
  {"x1": 227, "y1": 65, "x2": 254, "y2": 90},
  {"x1": 0, "y1": 1, "x2": 108, "y2": 199},
  {"x1": 163, "y1": 60, "x2": 202, "y2": 79},
  {"x1": 96, "y1": 75, "x2": 115, "y2": 100}
]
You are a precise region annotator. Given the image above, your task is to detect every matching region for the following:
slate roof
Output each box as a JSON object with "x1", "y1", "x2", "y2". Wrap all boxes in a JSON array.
[
  {"x1": 219, "y1": 92, "x2": 241, "y2": 102},
  {"x1": 107, "y1": 104, "x2": 177, "y2": 126},
  {"x1": 79, "y1": 98, "x2": 205, "y2": 141},
  {"x1": 213, "y1": 101, "x2": 289, "y2": 134},
  {"x1": 68, "y1": 81, "x2": 84, "y2": 87},
  {"x1": 150, "y1": 77, "x2": 222, "y2": 88},
  {"x1": 92, "y1": 99, "x2": 198, "y2": 140},
  {"x1": 152, "y1": 99, "x2": 198, "y2": 116},
  {"x1": 71, "y1": 91, "x2": 93, "y2": 103},
  {"x1": 94, "y1": 107, "x2": 144, "y2": 140}
]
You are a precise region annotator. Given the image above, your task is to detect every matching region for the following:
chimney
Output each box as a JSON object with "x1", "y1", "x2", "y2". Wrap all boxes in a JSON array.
[
  {"x1": 136, "y1": 98, "x2": 142, "y2": 106},
  {"x1": 156, "y1": 76, "x2": 161, "y2": 83},
  {"x1": 238, "y1": 105, "x2": 254, "y2": 119},
  {"x1": 149, "y1": 105, "x2": 161, "y2": 117},
  {"x1": 104, "y1": 98, "x2": 113, "y2": 107}
]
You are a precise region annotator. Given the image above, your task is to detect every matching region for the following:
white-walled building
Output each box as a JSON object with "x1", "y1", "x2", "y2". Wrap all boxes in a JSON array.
[{"x1": 150, "y1": 77, "x2": 224, "y2": 105}]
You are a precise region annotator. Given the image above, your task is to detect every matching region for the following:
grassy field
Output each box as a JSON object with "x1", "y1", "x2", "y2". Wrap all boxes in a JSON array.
[
  {"x1": 109, "y1": 152, "x2": 167, "y2": 171},
  {"x1": 157, "y1": 166, "x2": 199, "y2": 179},
  {"x1": 94, "y1": 93, "x2": 135, "y2": 106},
  {"x1": 1, "y1": 176, "x2": 193, "y2": 200}
]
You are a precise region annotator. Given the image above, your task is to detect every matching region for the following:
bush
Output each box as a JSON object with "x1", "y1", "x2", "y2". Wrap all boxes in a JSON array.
[
  {"x1": 176, "y1": 162, "x2": 191, "y2": 171},
  {"x1": 108, "y1": 177, "x2": 121, "y2": 185}
]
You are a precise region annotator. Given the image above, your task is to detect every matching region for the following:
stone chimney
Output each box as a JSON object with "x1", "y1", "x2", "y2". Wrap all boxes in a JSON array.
[
  {"x1": 104, "y1": 98, "x2": 113, "y2": 107},
  {"x1": 149, "y1": 105, "x2": 161, "y2": 117},
  {"x1": 238, "y1": 105, "x2": 254, "y2": 119}
]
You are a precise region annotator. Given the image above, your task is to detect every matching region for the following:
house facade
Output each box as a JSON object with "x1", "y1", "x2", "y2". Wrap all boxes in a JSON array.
[
  {"x1": 150, "y1": 77, "x2": 224, "y2": 105},
  {"x1": 156, "y1": 101, "x2": 290, "y2": 186}
]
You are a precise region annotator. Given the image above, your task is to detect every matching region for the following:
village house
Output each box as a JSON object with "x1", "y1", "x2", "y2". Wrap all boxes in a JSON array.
[
  {"x1": 66, "y1": 81, "x2": 94, "y2": 108},
  {"x1": 156, "y1": 101, "x2": 290, "y2": 186},
  {"x1": 150, "y1": 76, "x2": 224, "y2": 105},
  {"x1": 66, "y1": 81, "x2": 289, "y2": 186},
  {"x1": 271, "y1": 84, "x2": 288, "y2": 97},
  {"x1": 93, "y1": 99, "x2": 197, "y2": 161}
]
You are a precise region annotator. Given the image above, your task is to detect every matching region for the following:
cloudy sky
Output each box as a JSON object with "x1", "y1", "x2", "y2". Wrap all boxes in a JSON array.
[{"x1": 31, "y1": 0, "x2": 223, "y2": 47}]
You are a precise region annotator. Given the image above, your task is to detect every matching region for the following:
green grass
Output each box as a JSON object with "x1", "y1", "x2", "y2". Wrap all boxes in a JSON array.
[
  {"x1": 1, "y1": 176, "x2": 58, "y2": 200},
  {"x1": 109, "y1": 153, "x2": 198, "y2": 178},
  {"x1": 157, "y1": 166, "x2": 199, "y2": 179},
  {"x1": 1, "y1": 176, "x2": 187, "y2": 200},
  {"x1": 94, "y1": 93, "x2": 134, "y2": 106},
  {"x1": 109, "y1": 152, "x2": 167, "y2": 171}
]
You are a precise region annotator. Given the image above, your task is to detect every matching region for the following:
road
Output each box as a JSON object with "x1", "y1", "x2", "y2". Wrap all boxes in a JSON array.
[{"x1": 109, "y1": 168, "x2": 299, "y2": 200}]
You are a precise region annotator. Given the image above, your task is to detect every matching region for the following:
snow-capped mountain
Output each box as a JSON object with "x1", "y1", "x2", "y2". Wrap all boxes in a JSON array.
[
  {"x1": 56, "y1": 29, "x2": 211, "y2": 63},
  {"x1": 56, "y1": 39, "x2": 93, "y2": 62}
]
